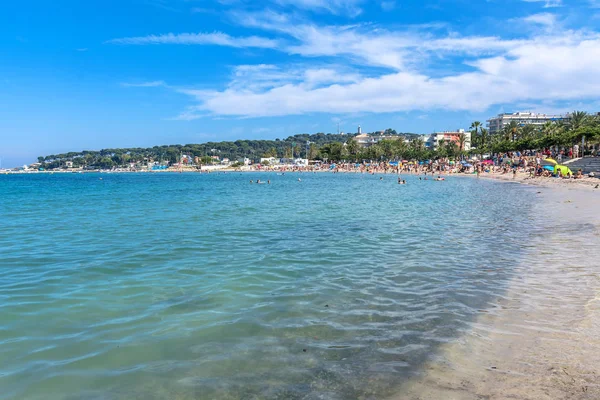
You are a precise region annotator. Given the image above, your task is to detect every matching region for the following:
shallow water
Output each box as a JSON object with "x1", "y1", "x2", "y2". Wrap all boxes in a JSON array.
[
  {"x1": 396, "y1": 185, "x2": 600, "y2": 400},
  {"x1": 0, "y1": 173, "x2": 536, "y2": 399}
]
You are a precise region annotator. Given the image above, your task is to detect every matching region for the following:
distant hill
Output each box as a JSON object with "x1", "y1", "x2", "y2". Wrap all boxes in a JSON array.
[{"x1": 37, "y1": 132, "x2": 419, "y2": 169}]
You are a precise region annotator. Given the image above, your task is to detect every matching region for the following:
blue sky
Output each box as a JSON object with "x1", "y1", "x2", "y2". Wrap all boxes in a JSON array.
[{"x1": 2, "y1": 0, "x2": 600, "y2": 166}]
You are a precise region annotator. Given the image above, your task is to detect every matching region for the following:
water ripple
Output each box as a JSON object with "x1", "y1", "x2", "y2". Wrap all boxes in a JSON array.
[{"x1": 0, "y1": 173, "x2": 538, "y2": 399}]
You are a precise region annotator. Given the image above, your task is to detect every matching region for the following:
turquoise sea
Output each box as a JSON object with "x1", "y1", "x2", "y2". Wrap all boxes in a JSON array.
[{"x1": 0, "y1": 173, "x2": 534, "y2": 399}]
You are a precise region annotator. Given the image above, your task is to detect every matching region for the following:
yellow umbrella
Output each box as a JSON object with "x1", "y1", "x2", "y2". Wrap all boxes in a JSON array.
[{"x1": 545, "y1": 158, "x2": 558, "y2": 165}]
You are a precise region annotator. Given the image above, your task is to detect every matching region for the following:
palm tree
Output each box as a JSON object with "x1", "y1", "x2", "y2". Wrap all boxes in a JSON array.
[
  {"x1": 503, "y1": 121, "x2": 520, "y2": 142},
  {"x1": 411, "y1": 138, "x2": 425, "y2": 152},
  {"x1": 470, "y1": 121, "x2": 482, "y2": 135},
  {"x1": 480, "y1": 128, "x2": 489, "y2": 149},
  {"x1": 569, "y1": 111, "x2": 590, "y2": 131},
  {"x1": 541, "y1": 121, "x2": 557, "y2": 136},
  {"x1": 470, "y1": 121, "x2": 482, "y2": 148},
  {"x1": 458, "y1": 133, "x2": 467, "y2": 152},
  {"x1": 520, "y1": 124, "x2": 537, "y2": 140},
  {"x1": 346, "y1": 138, "x2": 359, "y2": 158}
]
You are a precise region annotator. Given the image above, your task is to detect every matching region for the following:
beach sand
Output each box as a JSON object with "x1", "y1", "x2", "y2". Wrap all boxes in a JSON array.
[
  {"x1": 476, "y1": 170, "x2": 600, "y2": 191},
  {"x1": 391, "y1": 183, "x2": 600, "y2": 400}
]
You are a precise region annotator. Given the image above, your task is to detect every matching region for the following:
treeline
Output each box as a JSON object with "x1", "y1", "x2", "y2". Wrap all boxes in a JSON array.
[
  {"x1": 37, "y1": 131, "x2": 418, "y2": 169},
  {"x1": 36, "y1": 112, "x2": 600, "y2": 169},
  {"x1": 323, "y1": 111, "x2": 600, "y2": 162},
  {"x1": 469, "y1": 111, "x2": 600, "y2": 155}
]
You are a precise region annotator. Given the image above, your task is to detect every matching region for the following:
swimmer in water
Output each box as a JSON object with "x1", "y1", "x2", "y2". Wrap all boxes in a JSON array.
[
  {"x1": 250, "y1": 180, "x2": 254, "y2": 183},
  {"x1": 298, "y1": 178, "x2": 301, "y2": 182}
]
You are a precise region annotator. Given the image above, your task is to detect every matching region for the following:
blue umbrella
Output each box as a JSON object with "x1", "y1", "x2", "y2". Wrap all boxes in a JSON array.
[{"x1": 543, "y1": 165, "x2": 554, "y2": 171}]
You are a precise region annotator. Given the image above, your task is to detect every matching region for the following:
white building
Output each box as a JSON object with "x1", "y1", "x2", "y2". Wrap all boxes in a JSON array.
[
  {"x1": 260, "y1": 157, "x2": 279, "y2": 165},
  {"x1": 486, "y1": 112, "x2": 572, "y2": 135},
  {"x1": 355, "y1": 133, "x2": 375, "y2": 148},
  {"x1": 354, "y1": 134, "x2": 403, "y2": 148},
  {"x1": 424, "y1": 129, "x2": 471, "y2": 151}
]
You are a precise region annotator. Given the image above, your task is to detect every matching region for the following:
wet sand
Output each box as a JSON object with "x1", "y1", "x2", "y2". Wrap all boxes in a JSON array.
[
  {"x1": 392, "y1": 185, "x2": 600, "y2": 400},
  {"x1": 475, "y1": 171, "x2": 600, "y2": 191}
]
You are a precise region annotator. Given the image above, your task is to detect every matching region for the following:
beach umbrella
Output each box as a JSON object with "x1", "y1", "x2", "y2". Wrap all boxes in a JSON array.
[
  {"x1": 543, "y1": 165, "x2": 554, "y2": 171},
  {"x1": 464, "y1": 163, "x2": 473, "y2": 168},
  {"x1": 544, "y1": 158, "x2": 558, "y2": 165},
  {"x1": 554, "y1": 165, "x2": 572, "y2": 175}
]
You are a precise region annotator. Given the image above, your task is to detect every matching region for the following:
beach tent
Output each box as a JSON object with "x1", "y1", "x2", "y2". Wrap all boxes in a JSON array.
[
  {"x1": 554, "y1": 165, "x2": 573, "y2": 175},
  {"x1": 389, "y1": 161, "x2": 399, "y2": 166}
]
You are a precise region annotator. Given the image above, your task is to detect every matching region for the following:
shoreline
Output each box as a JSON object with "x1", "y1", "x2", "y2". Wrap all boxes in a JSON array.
[
  {"x1": 6, "y1": 168, "x2": 598, "y2": 192},
  {"x1": 393, "y1": 184, "x2": 600, "y2": 400}
]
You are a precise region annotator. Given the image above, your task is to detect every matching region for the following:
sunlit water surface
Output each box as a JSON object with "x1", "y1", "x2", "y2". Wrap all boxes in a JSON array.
[{"x1": 0, "y1": 173, "x2": 536, "y2": 399}]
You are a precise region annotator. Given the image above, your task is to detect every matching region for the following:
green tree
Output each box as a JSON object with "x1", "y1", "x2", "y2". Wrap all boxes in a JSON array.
[
  {"x1": 346, "y1": 138, "x2": 359, "y2": 159},
  {"x1": 200, "y1": 156, "x2": 214, "y2": 164},
  {"x1": 503, "y1": 121, "x2": 520, "y2": 142},
  {"x1": 569, "y1": 111, "x2": 590, "y2": 130},
  {"x1": 308, "y1": 143, "x2": 319, "y2": 160}
]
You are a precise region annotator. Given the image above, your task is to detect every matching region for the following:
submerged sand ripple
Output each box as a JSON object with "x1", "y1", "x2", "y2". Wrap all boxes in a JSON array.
[{"x1": 395, "y1": 186, "x2": 600, "y2": 400}]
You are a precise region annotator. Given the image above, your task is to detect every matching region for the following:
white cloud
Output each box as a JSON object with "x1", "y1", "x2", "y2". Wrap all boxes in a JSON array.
[
  {"x1": 118, "y1": 8, "x2": 600, "y2": 120},
  {"x1": 275, "y1": 0, "x2": 363, "y2": 16},
  {"x1": 233, "y1": 11, "x2": 531, "y2": 70},
  {"x1": 522, "y1": 12, "x2": 557, "y2": 26},
  {"x1": 175, "y1": 34, "x2": 600, "y2": 118},
  {"x1": 211, "y1": 63, "x2": 361, "y2": 92},
  {"x1": 106, "y1": 32, "x2": 279, "y2": 48},
  {"x1": 121, "y1": 81, "x2": 166, "y2": 87},
  {"x1": 522, "y1": 0, "x2": 562, "y2": 8}
]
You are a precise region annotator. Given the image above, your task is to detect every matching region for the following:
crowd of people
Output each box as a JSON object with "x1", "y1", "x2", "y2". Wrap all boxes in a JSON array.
[{"x1": 243, "y1": 150, "x2": 597, "y2": 182}]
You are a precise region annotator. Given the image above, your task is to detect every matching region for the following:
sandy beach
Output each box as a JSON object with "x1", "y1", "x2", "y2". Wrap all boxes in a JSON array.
[{"x1": 391, "y1": 183, "x2": 600, "y2": 399}]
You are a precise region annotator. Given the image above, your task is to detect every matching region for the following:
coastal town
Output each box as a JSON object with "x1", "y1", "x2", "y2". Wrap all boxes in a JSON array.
[{"x1": 5, "y1": 111, "x2": 600, "y2": 183}]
